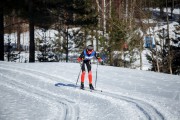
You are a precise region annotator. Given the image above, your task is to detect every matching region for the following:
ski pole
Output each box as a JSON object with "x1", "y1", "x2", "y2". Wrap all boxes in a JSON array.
[
  {"x1": 76, "y1": 63, "x2": 82, "y2": 85},
  {"x1": 95, "y1": 61, "x2": 99, "y2": 88}
]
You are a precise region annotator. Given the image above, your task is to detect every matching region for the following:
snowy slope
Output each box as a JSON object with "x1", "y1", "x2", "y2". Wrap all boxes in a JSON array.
[{"x1": 0, "y1": 61, "x2": 180, "y2": 120}]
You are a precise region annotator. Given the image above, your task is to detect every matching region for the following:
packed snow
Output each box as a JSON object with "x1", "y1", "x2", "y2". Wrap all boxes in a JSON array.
[{"x1": 0, "y1": 61, "x2": 180, "y2": 120}]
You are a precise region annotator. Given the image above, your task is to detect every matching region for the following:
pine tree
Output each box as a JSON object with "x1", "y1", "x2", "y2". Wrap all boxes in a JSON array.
[
  {"x1": 0, "y1": 5, "x2": 4, "y2": 61},
  {"x1": 1, "y1": 0, "x2": 98, "y2": 62}
]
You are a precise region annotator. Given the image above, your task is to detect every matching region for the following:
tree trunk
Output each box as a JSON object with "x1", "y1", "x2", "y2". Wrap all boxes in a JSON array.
[
  {"x1": 17, "y1": 25, "x2": 21, "y2": 51},
  {"x1": 140, "y1": 36, "x2": 143, "y2": 70},
  {"x1": 153, "y1": 28, "x2": 160, "y2": 72},
  {"x1": 66, "y1": 27, "x2": 68, "y2": 62},
  {"x1": 125, "y1": 0, "x2": 128, "y2": 23},
  {"x1": 166, "y1": 0, "x2": 172, "y2": 74},
  {"x1": 29, "y1": 0, "x2": 35, "y2": 62},
  {"x1": 159, "y1": 6, "x2": 164, "y2": 19},
  {"x1": 95, "y1": 0, "x2": 101, "y2": 27},
  {"x1": 95, "y1": 0, "x2": 101, "y2": 51},
  {"x1": 171, "y1": 0, "x2": 174, "y2": 19},
  {"x1": 0, "y1": 7, "x2": 4, "y2": 61},
  {"x1": 102, "y1": 0, "x2": 106, "y2": 34}
]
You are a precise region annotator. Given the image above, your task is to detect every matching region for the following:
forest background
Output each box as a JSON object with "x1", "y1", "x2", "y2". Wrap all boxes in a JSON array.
[{"x1": 0, "y1": 0, "x2": 180, "y2": 75}]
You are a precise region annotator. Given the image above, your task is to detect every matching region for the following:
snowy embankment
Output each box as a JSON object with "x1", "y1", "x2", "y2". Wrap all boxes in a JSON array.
[{"x1": 0, "y1": 61, "x2": 180, "y2": 120}]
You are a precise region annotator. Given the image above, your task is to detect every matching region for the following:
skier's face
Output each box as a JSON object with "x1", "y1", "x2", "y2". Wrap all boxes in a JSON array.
[{"x1": 87, "y1": 49, "x2": 93, "y2": 54}]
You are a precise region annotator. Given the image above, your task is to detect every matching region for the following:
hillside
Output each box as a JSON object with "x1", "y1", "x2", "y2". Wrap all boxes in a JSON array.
[{"x1": 0, "y1": 61, "x2": 179, "y2": 120}]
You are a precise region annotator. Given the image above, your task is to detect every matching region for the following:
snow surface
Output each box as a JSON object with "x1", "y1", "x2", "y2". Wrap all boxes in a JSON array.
[{"x1": 0, "y1": 61, "x2": 180, "y2": 120}]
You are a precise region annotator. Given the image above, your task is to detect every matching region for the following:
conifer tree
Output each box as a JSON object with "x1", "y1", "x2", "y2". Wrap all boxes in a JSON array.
[{"x1": 0, "y1": 0, "x2": 98, "y2": 62}]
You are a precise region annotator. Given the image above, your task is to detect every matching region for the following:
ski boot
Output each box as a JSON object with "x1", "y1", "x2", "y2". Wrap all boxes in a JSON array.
[
  {"x1": 80, "y1": 82, "x2": 84, "y2": 90},
  {"x1": 89, "y1": 84, "x2": 94, "y2": 90}
]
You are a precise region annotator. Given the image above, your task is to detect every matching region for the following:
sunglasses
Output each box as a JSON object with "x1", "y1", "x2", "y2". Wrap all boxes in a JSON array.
[{"x1": 87, "y1": 49, "x2": 93, "y2": 54}]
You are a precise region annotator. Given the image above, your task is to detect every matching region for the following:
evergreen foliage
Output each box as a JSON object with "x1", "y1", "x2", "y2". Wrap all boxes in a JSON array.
[
  {"x1": 1, "y1": 0, "x2": 179, "y2": 75},
  {"x1": 0, "y1": 0, "x2": 98, "y2": 62}
]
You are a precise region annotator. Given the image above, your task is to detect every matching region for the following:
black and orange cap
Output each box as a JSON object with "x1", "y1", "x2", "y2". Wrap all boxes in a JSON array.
[{"x1": 87, "y1": 45, "x2": 93, "y2": 51}]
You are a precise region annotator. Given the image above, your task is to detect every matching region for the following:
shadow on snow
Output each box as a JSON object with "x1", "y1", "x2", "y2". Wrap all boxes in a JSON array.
[{"x1": 55, "y1": 83, "x2": 78, "y2": 88}]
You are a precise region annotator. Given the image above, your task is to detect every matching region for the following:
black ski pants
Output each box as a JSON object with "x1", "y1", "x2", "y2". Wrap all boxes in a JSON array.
[{"x1": 81, "y1": 60, "x2": 91, "y2": 72}]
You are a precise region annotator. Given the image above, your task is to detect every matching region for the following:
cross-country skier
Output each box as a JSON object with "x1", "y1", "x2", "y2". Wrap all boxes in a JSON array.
[{"x1": 77, "y1": 45, "x2": 102, "y2": 90}]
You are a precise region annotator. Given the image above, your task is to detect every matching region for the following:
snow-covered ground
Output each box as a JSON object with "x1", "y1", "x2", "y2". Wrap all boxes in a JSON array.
[{"x1": 0, "y1": 61, "x2": 180, "y2": 120}]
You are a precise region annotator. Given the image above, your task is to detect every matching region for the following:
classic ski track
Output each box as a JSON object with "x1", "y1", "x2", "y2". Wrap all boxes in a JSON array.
[
  {"x1": 0, "y1": 66, "x2": 79, "y2": 120},
  {"x1": 0, "y1": 79, "x2": 67, "y2": 120},
  {"x1": 94, "y1": 90, "x2": 165, "y2": 120},
  {"x1": 0, "y1": 63, "x2": 165, "y2": 120}
]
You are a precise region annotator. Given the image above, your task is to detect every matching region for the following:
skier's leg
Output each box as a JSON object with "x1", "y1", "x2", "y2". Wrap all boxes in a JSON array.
[
  {"x1": 88, "y1": 71, "x2": 94, "y2": 90},
  {"x1": 87, "y1": 62, "x2": 94, "y2": 90},
  {"x1": 81, "y1": 71, "x2": 85, "y2": 83},
  {"x1": 86, "y1": 62, "x2": 92, "y2": 83},
  {"x1": 88, "y1": 71, "x2": 92, "y2": 84},
  {"x1": 80, "y1": 63, "x2": 85, "y2": 89}
]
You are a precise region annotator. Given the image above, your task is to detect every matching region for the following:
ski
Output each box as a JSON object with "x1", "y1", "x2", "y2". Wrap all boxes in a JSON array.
[
  {"x1": 93, "y1": 89, "x2": 103, "y2": 92},
  {"x1": 79, "y1": 87, "x2": 102, "y2": 92}
]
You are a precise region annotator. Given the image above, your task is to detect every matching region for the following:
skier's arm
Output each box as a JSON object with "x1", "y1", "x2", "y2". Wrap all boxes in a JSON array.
[
  {"x1": 95, "y1": 52, "x2": 102, "y2": 62},
  {"x1": 79, "y1": 51, "x2": 85, "y2": 59},
  {"x1": 77, "y1": 51, "x2": 84, "y2": 62}
]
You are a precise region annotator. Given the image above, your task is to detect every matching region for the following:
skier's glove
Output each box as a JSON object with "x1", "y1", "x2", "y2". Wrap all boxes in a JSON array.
[
  {"x1": 98, "y1": 58, "x2": 103, "y2": 63},
  {"x1": 77, "y1": 57, "x2": 82, "y2": 62}
]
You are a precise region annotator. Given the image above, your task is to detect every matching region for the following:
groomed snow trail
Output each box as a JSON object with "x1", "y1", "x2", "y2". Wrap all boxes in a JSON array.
[
  {"x1": 0, "y1": 65, "x2": 79, "y2": 120},
  {"x1": 0, "y1": 62, "x2": 180, "y2": 120}
]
